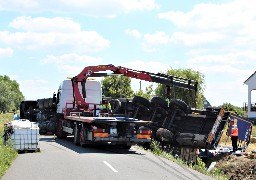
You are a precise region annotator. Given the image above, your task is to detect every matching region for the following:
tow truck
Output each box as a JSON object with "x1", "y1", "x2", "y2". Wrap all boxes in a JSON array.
[
  {"x1": 19, "y1": 64, "x2": 253, "y2": 155},
  {"x1": 19, "y1": 64, "x2": 196, "y2": 148}
]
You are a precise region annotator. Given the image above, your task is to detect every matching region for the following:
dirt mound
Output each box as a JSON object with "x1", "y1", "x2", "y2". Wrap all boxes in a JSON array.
[{"x1": 216, "y1": 154, "x2": 256, "y2": 179}]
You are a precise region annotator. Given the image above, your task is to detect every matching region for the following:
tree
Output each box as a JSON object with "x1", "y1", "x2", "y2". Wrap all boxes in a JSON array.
[
  {"x1": 0, "y1": 75, "x2": 25, "y2": 113},
  {"x1": 134, "y1": 84, "x2": 154, "y2": 100},
  {"x1": 101, "y1": 76, "x2": 134, "y2": 98},
  {"x1": 155, "y1": 68, "x2": 205, "y2": 109},
  {"x1": 221, "y1": 103, "x2": 244, "y2": 116}
]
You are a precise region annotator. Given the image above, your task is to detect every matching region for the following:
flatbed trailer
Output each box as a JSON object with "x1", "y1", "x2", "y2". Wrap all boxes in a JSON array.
[{"x1": 57, "y1": 114, "x2": 151, "y2": 147}]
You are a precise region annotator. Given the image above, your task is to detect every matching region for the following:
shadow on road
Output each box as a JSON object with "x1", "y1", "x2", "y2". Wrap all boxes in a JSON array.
[{"x1": 39, "y1": 135, "x2": 146, "y2": 156}]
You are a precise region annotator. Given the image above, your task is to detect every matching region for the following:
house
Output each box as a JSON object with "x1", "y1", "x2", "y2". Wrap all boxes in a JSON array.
[{"x1": 244, "y1": 71, "x2": 256, "y2": 119}]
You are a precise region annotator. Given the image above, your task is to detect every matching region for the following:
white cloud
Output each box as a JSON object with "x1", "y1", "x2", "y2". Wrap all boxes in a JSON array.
[
  {"x1": 0, "y1": 0, "x2": 158, "y2": 17},
  {"x1": 186, "y1": 51, "x2": 256, "y2": 106},
  {"x1": 18, "y1": 79, "x2": 54, "y2": 100},
  {"x1": 0, "y1": 0, "x2": 39, "y2": 11},
  {"x1": 158, "y1": 0, "x2": 256, "y2": 30},
  {"x1": 158, "y1": 0, "x2": 256, "y2": 48},
  {"x1": 156, "y1": 0, "x2": 256, "y2": 106},
  {"x1": 144, "y1": 32, "x2": 170, "y2": 46},
  {"x1": 187, "y1": 51, "x2": 256, "y2": 75},
  {"x1": 0, "y1": 48, "x2": 13, "y2": 57},
  {"x1": 9, "y1": 16, "x2": 80, "y2": 33},
  {"x1": 125, "y1": 29, "x2": 141, "y2": 38},
  {"x1": 122, "y1": 60, "x2": 169, "y2": 74},
  {"x1": 171, "y1": 32, "x2": 226, "y2": 46},
  {"x1": 0, "y1": 16, "x2": 109, "y2": 52},
  {"x1": 41, "y1": 53, "x2": 102, "y2": 75},
  {"x1": 42, "y1": 53, "x2": 101, "y2": 65},
  {"x1": 141, "y1": 31, "x2": 170, "y2": 52},
  {"x1": 204, "y1": 80, "x2": 248, "y2": 107}
]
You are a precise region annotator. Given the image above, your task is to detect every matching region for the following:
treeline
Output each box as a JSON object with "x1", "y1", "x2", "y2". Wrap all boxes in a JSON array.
[
  {"x1": 220, "y1": 102, "x2": 245, "y2": 116},
  {"x1": 0, "y1": 75, "x2": 24, "y2": 113}
]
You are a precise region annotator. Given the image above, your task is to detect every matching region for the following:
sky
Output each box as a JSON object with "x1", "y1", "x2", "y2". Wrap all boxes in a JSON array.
[{"x1": 0, "y1": 0, "x2": 256, "y2": 107}]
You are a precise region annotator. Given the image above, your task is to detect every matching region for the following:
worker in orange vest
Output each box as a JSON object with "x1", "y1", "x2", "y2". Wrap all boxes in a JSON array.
[{"x1": 230, "y1": 121, "x2": 239, "y2": 152}]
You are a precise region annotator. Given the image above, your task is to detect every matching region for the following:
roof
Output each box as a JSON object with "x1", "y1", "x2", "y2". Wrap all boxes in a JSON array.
[{"x1": 244, "y1": 71, "x2": 256, "y2": 84}]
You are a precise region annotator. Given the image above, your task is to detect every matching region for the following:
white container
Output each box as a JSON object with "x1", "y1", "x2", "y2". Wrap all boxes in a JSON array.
[{"x1": 10, "y1": 119, "x2": 40, "y2": 151}]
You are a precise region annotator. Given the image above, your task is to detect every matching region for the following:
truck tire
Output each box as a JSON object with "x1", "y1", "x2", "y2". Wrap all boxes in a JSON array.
[
  {"x1": 176, "y1": 133, "x2": 206, "y2": 148},
  {"x1": 44, "y1": 99, "x2": 49, "y2": 108},
  {"x1": 156, "y1": 128, "x2": 174, "y2": 142},
  {"x1": 169, "y1": 99, "x2": 188, "y2": 112},
  {"x1": 110, "y1": 99, "x2": 121, "y2": 114},
  {"x1": 125, "y1": 101, "x2": 134, "y2": 117},
  {"x1": 79, "y1": 126, "x2": 88, "y2": 147},
  {"x1": 132, "y1": 96, "x2": 150, "y2": 108},
  {"x1": 48, "y1": 98, "x2": 54, "y2": 108},
  {"x1": 176, "y1": 133, "x2": 194, "y2": 146},
  {"x1": 193, "y1": 134, "x2": 207, "y2": 147},
  {"x1": 74, "y1": 124, "x2": 80, "y2": 146},
  {"x1": 38, "y1": 99, "x2": 44, "y2": 109},
  {"x1": 56, "y1": 120, "x2": 67, "y2": 139},
  {"x1": 151, "y1": 97, "x2": 168, "y2": 109}
]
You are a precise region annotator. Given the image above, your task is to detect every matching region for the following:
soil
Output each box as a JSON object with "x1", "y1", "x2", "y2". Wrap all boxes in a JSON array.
[
  {"x1": 213, "y1": 155, "x2": 256, "y2": 180},
  {"x1": 214, "y1": 128, "x2": 256, "y2": 179},
  {"x1": 214, "y1": 153, "x2": 256, "y2": 179}
]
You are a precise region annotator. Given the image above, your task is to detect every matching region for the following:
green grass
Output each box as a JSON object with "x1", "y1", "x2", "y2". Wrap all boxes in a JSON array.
[
  {"x1": 0, "y1": 113, "x2": 18, "y2": 178},
  {"x1": 252, "y1": 125, "x2": 256, "y2": 137}
]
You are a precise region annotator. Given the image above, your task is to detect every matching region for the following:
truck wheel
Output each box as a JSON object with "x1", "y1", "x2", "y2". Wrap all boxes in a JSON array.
[
  {"x1": 169, "y1": 99, "x2": 188, "y2": 112},
  {"x1": 74, "y1": 124, "x2": 80, "y2": 146},
  {"x1": 175, "y1": 133, "x2": 194, "y2": 146},
  {"x1": 38, "y1": 99, "x2": 44, "y2": 109},
  {"x1": 79, "y1": 127, "x2": 87, "y2": 147},
  {"x1": 175, "y1": 133, "x2": 206, "y2": 148},
  {"x1": 132, "y1": 96, "x2": 150, "y2": 108},
  {"x1": 156, "y1": 128, "x2": 174, "y2": 142},
  {"x1": 110, "y1": 99, "x2": 121, "y2": 114},
  {"x1": 44, "y1": 98, "x2": 49, "y2": 108},
  {"x1": 151, "y1": 97, "x2": 168, "y2": 109},
  {"x1": 56, "y1": 120, "x2": 67, "y2": 139},
  {"x1": 193, "y1": 134, "x2": 207, "y2": 148}
]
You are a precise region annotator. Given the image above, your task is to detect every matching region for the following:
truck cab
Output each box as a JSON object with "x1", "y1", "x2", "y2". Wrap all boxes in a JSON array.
[{"x1": 56, "y1": 79, "x2": 102, "y2": 114}]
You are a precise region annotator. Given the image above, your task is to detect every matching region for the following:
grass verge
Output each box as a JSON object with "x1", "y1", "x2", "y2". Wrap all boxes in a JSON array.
[
  {"x1": 149, "y1": 140, "x2": 228, "y2": 180},
  {"x1": 0, "y1": 113, "x2": 18, "y2": 178}
]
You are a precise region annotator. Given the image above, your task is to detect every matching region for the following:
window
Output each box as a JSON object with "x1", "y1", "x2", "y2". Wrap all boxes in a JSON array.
[{"x1": 251, "y1": 90, "x2": 256, "y2": 111}]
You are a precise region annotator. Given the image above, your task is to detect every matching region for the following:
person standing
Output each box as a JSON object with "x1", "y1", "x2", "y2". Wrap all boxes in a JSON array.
[
  {"x1": 230, "y1": 120, "x2": 239, "y2": 152},
  {"x1": 13, "y1": 112, "x2": 20, "y2": 120},
  {"x1": 107, "y1": 101, "x2": 112, "y2": 114}
]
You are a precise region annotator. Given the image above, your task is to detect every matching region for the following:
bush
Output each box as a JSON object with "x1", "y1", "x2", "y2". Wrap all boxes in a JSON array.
[{"x1": 0, "y1": 113, "x2": 18, "y2": 178}]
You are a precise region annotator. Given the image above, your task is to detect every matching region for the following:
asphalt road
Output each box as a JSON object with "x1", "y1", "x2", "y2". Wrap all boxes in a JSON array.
[{"x1": 3, "y1": 136, "x2": 212, "y2": 180}]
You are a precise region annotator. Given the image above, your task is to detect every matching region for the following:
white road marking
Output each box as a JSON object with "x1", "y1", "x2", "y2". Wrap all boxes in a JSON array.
[{"x1": 103, "y1": 161, "x2": 118, "y2": 173}]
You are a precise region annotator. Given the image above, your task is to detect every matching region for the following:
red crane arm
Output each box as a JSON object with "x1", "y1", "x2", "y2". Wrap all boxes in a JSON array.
[
  {"x1": 72, "y1": 64, "x2": 153, "y2": 108},
  {"x1": 71, "y1": 64, "x2": 197, "y2": 108}
]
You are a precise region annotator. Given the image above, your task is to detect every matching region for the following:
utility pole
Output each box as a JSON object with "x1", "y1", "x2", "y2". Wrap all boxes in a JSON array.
[{"x1": 139, "y1": 81, "x2": 142, "y2": 91}]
